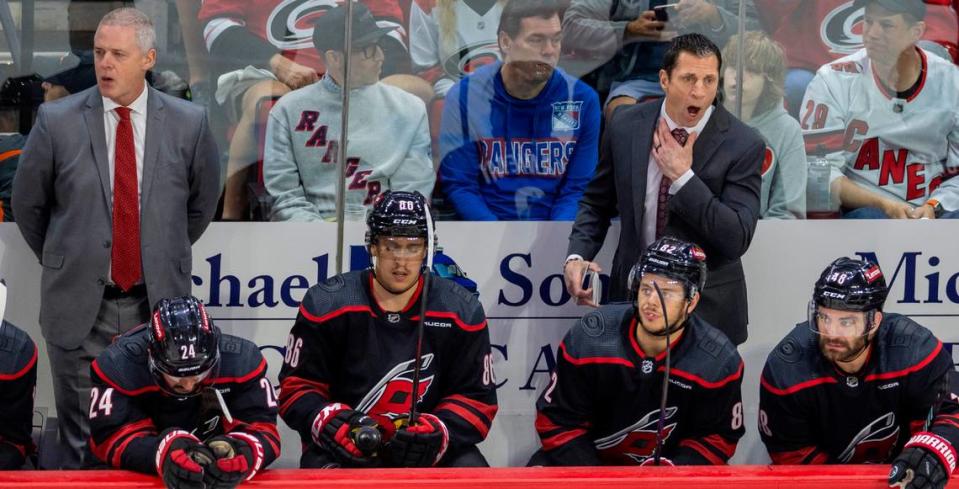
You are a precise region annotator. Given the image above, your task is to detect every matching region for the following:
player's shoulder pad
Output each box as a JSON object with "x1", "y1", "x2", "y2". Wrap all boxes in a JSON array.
[
  {"x1": 671, "y1": 317, "x2": 743, "y2": 388},
  {"x1": 0, "y1": 321, "x2": 37, "y2": 378},
  {"x1": 299, "y1": 271, "x2": 368, "y2": 323},
  {"x1": 561, "y1": 303, "x2": 632, "y2": 361},
  {"x1": 761, "y1": 323, "x2": 822, "y2": 393},
  {"x1": 92, "y1": 326, "x2": 157, "y2": 395},
  {"x1": 877, "y1": 313, "x2": 944, "y2": 373},
  {"x1": 425, "y1": 276, "x2": 487, "y2": 332},
  {"x1": 215, "y1": 333, "x2": 267, "y2": 384}
]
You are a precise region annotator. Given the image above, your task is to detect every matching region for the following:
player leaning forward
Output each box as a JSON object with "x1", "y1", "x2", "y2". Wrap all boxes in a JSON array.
[
  {"x1": 278, "y1": 190, "x2": 498, "y2": 468},
  {"x1": 532, "y1": 237, "x2": 745, "y2": 465},
  {"x1": 89, "y1": 296, "x2": 279, "y2": 488},
  {"x1": 760, "y1": 257, "x2": 959, "y2": 489}
]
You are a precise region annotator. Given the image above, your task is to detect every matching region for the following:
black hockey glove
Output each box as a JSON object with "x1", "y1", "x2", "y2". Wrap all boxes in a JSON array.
[
  {"x1": 0, "y1": 440, "x2": 25, "y2": 470},
  {"x1": 199, "y1": 433, "x2": 264, "y2": 488},
  {"x1": 156, "y1": 429, "x2": 211, "y2": 489},
  {"x1": 888, "y1": 433, "x2": 956, "y2": 489},
  {"x1": 311, "y1": 403, "x2": 381, "y2": 467},
  {"x1": 388, "y1": 413, "x2": 449, "y2": 467}
]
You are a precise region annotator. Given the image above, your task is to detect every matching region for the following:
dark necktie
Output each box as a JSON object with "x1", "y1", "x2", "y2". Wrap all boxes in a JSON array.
[
  {"x1": 111, "y1": 106, "x2": 141, "y2": 291},
  {"x1": 655, "y1": 127, "x2": 689, "y2": 238}
]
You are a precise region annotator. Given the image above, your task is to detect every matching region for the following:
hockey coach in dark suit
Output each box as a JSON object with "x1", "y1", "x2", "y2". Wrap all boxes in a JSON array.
[{"x1": 564, "y1": 33, "x2": 765, "y2": 346}]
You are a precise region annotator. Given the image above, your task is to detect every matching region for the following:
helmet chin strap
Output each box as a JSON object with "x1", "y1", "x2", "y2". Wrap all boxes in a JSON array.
[{"x1": 636, "y1": 298, "x2": 691, "y2": 337}]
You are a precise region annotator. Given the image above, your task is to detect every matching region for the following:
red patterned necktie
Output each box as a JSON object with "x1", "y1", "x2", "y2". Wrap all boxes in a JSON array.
[
  {"x1": 111, "y1": 106, "x2": 141, "y2": 291},
  {"x1": 655, "y1": 127, "x2": 690, "y2": 238}
]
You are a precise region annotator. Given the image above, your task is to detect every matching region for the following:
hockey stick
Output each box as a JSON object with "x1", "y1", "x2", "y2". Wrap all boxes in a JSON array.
[
  {"x1": 408, "y1": 203, "x2": 436, "y2": 425},
  {"x1": 651, "y1": 282, "x2": 672, "y2": 466}
]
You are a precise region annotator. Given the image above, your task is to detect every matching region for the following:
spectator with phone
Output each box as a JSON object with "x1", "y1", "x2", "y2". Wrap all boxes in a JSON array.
[{"x1": 562, "y1": 0, "x2": 759, "y2": 117}]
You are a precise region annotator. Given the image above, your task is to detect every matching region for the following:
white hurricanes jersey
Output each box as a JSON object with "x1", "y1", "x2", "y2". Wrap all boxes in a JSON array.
[
  {"x1": 801, "y1": 47, "x2": 959, "y2": 210},
  {"x1": 409, "y1": 0, "x2": 502, "y2": 96}
]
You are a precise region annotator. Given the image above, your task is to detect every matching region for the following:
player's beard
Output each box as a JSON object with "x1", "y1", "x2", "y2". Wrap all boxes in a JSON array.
[{"x1": 818, "y1": 334, "x2": 869, "y2": 364}]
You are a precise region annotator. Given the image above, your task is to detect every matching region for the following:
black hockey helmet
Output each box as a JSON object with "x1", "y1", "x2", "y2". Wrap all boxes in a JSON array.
[
  {"x1": 365, "y1": 190, "x2": 435, "y2": 246},
  {"x1": 147, "y1": 296, "x2": 219, "y2": 397},
  {"x1": 813, "y1": 257, "x2": 888, "y2": 312},
  {"x1": 628, "y1": 236, "x2": 708, "y2": 299}
]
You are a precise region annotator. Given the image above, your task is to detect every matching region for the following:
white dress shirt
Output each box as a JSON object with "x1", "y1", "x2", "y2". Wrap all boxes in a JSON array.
[
  {"x1": 640, "y1": 103, "x2": 714, "y2": 250},
  {"x1": 102, "y1": 86, "x2": 148, "y2": 199}
]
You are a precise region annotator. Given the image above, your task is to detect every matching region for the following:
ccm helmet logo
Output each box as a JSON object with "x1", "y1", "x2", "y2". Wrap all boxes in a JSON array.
[{"x1": 864, "y1": 265, "x2": 883, "y2": 283}]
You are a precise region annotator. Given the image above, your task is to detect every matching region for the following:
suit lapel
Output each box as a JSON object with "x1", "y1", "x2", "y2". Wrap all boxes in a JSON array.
[
  {"x1": 140, "y1": 88, "x2": 165, "y2": 208},
  {"x1": 83, "y1": 91, "x2": 112, "y2": 209},
  {"x1": 632, "y1": 101, "x2": 660, "y2": 241},
  {"x1": 691, "y1": 104, "x2": 729, "y2": 174}
]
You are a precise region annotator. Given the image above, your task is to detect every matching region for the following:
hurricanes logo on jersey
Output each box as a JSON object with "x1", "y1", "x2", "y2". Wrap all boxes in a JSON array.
[
  {"x1": 355, "y1": 354, "x2": 435, "y2": 419},
  {"x1": 266, "y1": 0, "x2": 405, "y2": 51},
  {"x1": 837, "y1": 412, "x2": 899, "y2": 463},
  {"x1": 594, "y1": 407, "x2": 678, "y2": 464},
  {"x1": 821, "y1": 2, "x2": 865, "y2": 55},
  {"x1": 444, "y1": 42, "x2": 501, "y2": 78}
]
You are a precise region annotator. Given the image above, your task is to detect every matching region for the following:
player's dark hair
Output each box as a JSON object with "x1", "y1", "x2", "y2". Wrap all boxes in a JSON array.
[
  {"x1": 662, "y1": 33, "x2": 723, "y2": 77},
  {"x1": 497, "y1": 0, "x2": 564, "y2": 39}
]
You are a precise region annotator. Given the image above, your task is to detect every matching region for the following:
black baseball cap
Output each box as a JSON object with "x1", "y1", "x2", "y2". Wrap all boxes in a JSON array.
[
  {"x1": 312, "y1": 3, "x2": 395, "y2": 53},
  {"x1": 853, "y1": 0, "x2": 927, "y2": 21}
]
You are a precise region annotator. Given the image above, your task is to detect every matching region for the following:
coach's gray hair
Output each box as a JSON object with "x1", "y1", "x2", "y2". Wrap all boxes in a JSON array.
[{"x1": 98, "y1": 7, "x2": 156, "y2": 53}]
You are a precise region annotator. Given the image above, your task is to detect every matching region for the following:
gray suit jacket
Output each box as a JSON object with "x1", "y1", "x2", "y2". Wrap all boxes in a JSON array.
[
  {"x1": 12, "y1": 86, "x2": 220, "y2": 349},
  {"x1": 568, "y1": 100, "x2": 764, "y2": 345}
]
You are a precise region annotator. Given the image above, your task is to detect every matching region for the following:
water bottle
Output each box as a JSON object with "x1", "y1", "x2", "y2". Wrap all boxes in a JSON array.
[{"x1": 806, "y1": 155, "x2": 838, "y2": 218}]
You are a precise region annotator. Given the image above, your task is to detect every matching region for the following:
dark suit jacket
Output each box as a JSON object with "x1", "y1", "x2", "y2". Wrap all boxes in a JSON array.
[
  {"x1": 568, "y1": 100, "x2": 764, "y2": 345},
  {"x1": 12, "y1": 86, "x2": 220, "y2": 350}
]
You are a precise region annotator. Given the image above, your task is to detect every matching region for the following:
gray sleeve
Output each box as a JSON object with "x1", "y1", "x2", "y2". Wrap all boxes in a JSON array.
[
  {"x1": 263, "y1": 106, "x2": 322, "y2": 222},
  {"x1": 11, "y1": 106, "x2": 53, "y2": 259},
  {"x1": 765, "y1": 121, "x2": 808, "y2": 220},
  {"x1": 688, "y1": 0, "x2": 760, "y2": 47},
  {"x1": 187, "y1": 110, "x2": 221, "y2": 244},
  {"x1": 388, "y1": 104, "x2": 436, "y2": 198},
  {"x1": 563, "y1": 0, "x2": 631, "y2": 63}
]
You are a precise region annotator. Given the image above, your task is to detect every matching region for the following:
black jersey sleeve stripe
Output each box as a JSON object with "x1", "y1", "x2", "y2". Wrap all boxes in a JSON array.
[
  {"x1": 770, "y1": 445, "x2": 830, "y2": 465},
  {"x1": 864, "y1": 340, "x2": 943, "y2": 382},
  {"x1": 0, "y1": 343, "x2": 36, "y2": 380},
  {"x1": 665, "y1": 361, "x2": 744, "y2": 389},
  {"x1": 541, "y1": 428, "x2": 589, "y2": 451},
  {"x1": 90, "y1": 418, "x2": 156, "y2": 467},
  {"x1": 560, "y1": 341, "x2": 635, "y2": 368},
  {"x1": 760, "y1": 373, "x2": 839, "y2": 396},
  {"x1": 299, "y1": 303, "x2": 375, "y2": 324},
  {"x1": 90, "y1": 360, "x2": 161, "y2": 396},
  {"x1": 212, "y1": 357, "x2": 267, "y2": 385},
  {"x1": 278, "y1": 376, "x2": 331, "y2": 417},
  {"x1": 678, "y1": 439, "x2": 725, "y2": 465}
]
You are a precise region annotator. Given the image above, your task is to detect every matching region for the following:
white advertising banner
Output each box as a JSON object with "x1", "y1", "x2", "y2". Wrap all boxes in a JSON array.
[{"x1": 1, "y1": 221, "x2": 957, "y2": 468}]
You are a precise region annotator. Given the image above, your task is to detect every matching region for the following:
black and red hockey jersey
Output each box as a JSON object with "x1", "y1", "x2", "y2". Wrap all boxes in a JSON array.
[
  {"x1": 0, "y1": 321, "x2": 37, "y2": 469},
  {"x1": 278, "y1": 270, "x2": 497, "y2": 457},
  {"x1": 89, "y1": 327, "x2": 280, "y2": 475},
  {"x1": 535, "y1": 304, "x2": 745, "y2": 466},
  {"x1": 198, "y1": 0, "x2": 410, "y2": 76},
  {"x1": 759, "y1": 313, "x2": 959, "y2": 465}
]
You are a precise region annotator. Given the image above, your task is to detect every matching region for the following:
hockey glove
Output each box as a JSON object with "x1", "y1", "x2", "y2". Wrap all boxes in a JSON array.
[
  {"x1": 200, "y1": 433, "x2": 265, "y2": 488},
  {"x1": 156, "y1": 429, "x2": 211, "y2": 489},
  {"x1": 888, "y1": 433, "x2": 956, "y2": 489},
  {"x1": 311, "y1": 403, "x2": 381, "y2": 467},
  {"x1": 388, "y1": 413, "x2": 449, "y2": 467}
]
